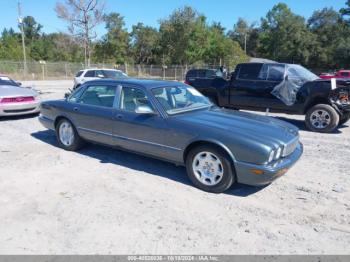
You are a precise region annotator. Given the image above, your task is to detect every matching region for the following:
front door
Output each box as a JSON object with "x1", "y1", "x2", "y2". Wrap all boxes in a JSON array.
[{"x1": 112, "y1": 86, "x2": 169, "y2": 158}]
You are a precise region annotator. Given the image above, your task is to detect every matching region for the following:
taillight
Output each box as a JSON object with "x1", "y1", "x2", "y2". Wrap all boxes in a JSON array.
[{"x1": 0, "y1": 96, "x2": 35, "y2": 103}]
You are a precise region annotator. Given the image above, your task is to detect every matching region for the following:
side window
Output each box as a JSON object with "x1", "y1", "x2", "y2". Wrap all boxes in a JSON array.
[
  {"x1": 79, "y1": 85, "x2": 116, "y2": 107},
  {"x1": 205, "y1": 70, "x2": 216, "y2": 78},
  {"x1": 197, "y1": 70, "x2": 207, "y2": 78},
  {"x1": 84, "y1": 70, "x2": 95, "y2": 77},
  {"x1": 95, "y1": 70, "x2": 104, "y2": 78},
  {"x1": 120, "y1": 87, "x2": 152, "y2": 112},
  {"x1": 186, "y1": 70, "x2": 197, "y2": 78},
  {"x1": 341, "y1": 72, "x2": 349, "y2": 77},
  {"x1": 257, "y1": 64, "x2": 268, "y2": 80},
  {"x1": 238, "y1": 64, "x2": 263, "y2": 80},
  {"x1": 268, "y1": 64, "x2": 285, "y2": 81}
]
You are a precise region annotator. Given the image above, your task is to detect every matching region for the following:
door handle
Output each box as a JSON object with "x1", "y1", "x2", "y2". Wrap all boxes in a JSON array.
[
  {"x1": 116, "y1": 114, "x2": 123, "y2": 119},
  {"x1": 73, "y1": 107, "x2": 79, "y2": 112}
]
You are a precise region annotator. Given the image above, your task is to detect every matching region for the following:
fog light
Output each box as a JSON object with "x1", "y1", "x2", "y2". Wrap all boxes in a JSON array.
[{"x1": 251, "y1": 169, "x2": 264, "y2": 175}]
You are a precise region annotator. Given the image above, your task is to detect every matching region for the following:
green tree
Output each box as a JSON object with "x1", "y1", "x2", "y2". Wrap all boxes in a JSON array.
[
  {"x1": 259, "y1": 3, "x2": 315, "y2": 64},
  {"x1": 158, "y1": 6, "x2": 199, "y2": 64},
  {"x1": 307, "y1": 8, "x2": 343, "y2": 68},
  {"x1": 0, "y1": 28, "x2": 23, "y2": 60},
  {"x1": 94, "y1": 12, "x2": 130, "y2": 64},
  {"x1": 20, "y1": 16, "x2": 43, "y2": 43},
  {"x1": 130, "y1": 23, "x2": 159, "y2": 64}
]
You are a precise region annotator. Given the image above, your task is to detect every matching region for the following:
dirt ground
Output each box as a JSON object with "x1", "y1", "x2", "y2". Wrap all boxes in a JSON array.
[{"x1": 0, "y1": 80, "x2": 349, "y2": 254}]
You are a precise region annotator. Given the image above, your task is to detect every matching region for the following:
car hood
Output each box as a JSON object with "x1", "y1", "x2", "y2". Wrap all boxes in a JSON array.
[
  {"x1": 0, "y1": 85, "x2": 38, "y2": 98},
  {"x1": 174, "y1": 107, "x2": 299, "y2": 146}
]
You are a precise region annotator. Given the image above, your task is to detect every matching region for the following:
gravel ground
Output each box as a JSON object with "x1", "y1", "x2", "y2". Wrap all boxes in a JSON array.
[{"x1": 0, "y1": 80, "x2": 349, "y2": 254}]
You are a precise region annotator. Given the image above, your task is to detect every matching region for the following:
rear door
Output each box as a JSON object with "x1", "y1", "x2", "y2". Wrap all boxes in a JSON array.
[{"x1": 67, "y1": 84, "x2": 117, "y2": 144}]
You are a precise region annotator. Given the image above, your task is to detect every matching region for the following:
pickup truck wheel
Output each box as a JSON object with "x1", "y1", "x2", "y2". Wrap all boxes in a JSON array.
[
  {"x1": 305, "y1": 104, "x2": 339, "y2": 133},
  {"x1": 339, "y1": 112, "x2": 350, "y2": 126},
  {"x1": 186, "y1": 145, "x2": 235, "y2": 193},
  {"x1": 56, "y1": 119, "x2": 85, "y2": 151}
]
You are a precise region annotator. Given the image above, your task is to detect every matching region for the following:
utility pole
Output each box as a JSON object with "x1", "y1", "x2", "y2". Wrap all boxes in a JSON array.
[
  {"x1": 244, "y1": 33, "x2": 247, "y2": 54},
  {"x1": 18, "y1": 1, "x2": 27, "y2": 78}
]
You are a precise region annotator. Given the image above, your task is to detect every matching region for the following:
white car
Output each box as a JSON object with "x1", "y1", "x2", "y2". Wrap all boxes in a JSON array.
[{"x1": 73, "y1": 69, "x2": 128, "y2": 89}]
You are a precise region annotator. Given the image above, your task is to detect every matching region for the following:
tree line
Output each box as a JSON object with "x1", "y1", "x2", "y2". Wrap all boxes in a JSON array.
[{"x1": 0, "y1": 1, "x2": 350, "y2": 70}]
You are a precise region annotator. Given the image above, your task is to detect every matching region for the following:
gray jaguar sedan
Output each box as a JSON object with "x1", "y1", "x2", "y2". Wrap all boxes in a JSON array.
[{"x1": 39, "y1": 79, "x2": 303, "y2": 193}]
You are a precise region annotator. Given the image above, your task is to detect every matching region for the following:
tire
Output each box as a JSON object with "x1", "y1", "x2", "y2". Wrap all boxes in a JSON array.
[
  {"x1": 56, "y1": 118, "x2": 85, "y2": 151},
  {"x1": 185, "y1": 145, "x2": 235, "y2": 193},
  {"x1": 339, "y1": 112, "x2": 350, "y2": 126},
  {"x1": 305, "y1": 104, "x2": 339, "y2": 133}
]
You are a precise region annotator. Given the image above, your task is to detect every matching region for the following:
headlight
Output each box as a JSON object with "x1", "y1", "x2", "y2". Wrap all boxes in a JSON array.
[
  {"x1": 274, "y1": 147, "x2": 282, "y2": 160},
  {"x1": 268, "y1": 150, "x2": 275, "y2": 163}
]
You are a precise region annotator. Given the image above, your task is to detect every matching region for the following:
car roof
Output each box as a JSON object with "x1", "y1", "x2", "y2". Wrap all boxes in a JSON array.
[
  {"x1": 83, "y1": 68, "x2": 122, "y2": 71},
  {"x1": 84, "y1": 78, "x2": 183, "y2": 89}
]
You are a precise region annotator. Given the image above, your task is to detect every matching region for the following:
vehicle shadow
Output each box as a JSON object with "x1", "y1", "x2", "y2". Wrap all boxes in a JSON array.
[
  {"x1": 274, "y1": 116, "x2": 344, "y2": 134},
  {"x1": 31, "y1": 130, "x2": 265, "y2": 197},
  {"x1": 0, "y1": 113, "x2": 39, "y2": 122}
]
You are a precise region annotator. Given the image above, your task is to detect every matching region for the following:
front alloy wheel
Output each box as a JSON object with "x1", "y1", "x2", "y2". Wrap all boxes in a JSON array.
[
  {"x1": 186, "y1": 145, "x2": 235, "y2": 193},
  {"x1": 192, "y1": 151, "x2": 224, "y2": 186},
  {"x1": 305, "y1": 104, "x2": 339, "y2": 133}
]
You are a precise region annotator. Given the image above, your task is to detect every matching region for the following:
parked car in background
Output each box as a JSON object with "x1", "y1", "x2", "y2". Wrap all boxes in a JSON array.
[
  {"x1": 73, "y1": 69, "x2": 128, "y2": 89},
  {"x1": 185, "y1": 63, "x2": 350, "y2": 133},
  {"x1": 39, "y1": 79, "x2": 302, "y2": 193},
  {"x1": 319, "y1": 70, "x2": 350, "y2": 79},
  {"x1": 0, "y1": 75, "x2": 40, "y2": 116}
]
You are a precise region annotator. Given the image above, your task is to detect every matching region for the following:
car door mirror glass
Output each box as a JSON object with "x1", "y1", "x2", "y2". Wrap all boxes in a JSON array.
[{"x1": 135, "y1": 105, "x2": 155, "y2": 115}]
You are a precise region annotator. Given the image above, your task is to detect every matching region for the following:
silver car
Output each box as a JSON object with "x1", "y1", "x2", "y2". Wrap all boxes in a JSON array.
[{"x1": 0, "y1": 76, "x2": 40, "y2": 116}]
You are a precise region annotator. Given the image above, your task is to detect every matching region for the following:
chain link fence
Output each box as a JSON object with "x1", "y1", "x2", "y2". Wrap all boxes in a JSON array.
[{"x1": 0, "y1": 60, "x2": 225, "y2": 81}]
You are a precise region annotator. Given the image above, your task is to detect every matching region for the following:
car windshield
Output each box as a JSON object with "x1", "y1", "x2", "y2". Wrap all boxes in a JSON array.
[
  {"x1": 102, "y1": 70, "x2": 128, "y2": 79},
  {"x1": 0, "y1": 76, "x2": 18, "y2": 86},
  {"x1": 287, "y1": 65, "x2": 319, "y2": 82},
  {"x1": 152, "y1": 85, "x2": 211, "y2": 115}
]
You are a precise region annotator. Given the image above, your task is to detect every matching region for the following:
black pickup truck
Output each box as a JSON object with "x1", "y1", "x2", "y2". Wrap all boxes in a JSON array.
[{"x1": 185, "y1": 63, "x2": 350, "y2": 133}]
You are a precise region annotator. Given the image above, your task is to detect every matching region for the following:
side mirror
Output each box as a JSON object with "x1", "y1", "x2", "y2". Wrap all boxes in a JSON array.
[
  {"x1": 135, "y1": 105, "x2": 155, "y2": 115},
  {"x1": 16, "y1": 81, "x2": 22, "y2": 86},
  {"x1": 284, "y1": 75, "x2": 289, "y2": 81},
  {"x1": 97, "y1": 74, "x2": 104, "y2": 78},
  {"x1": 64, "y1": 93, "x2": 70, "y2": 99}
]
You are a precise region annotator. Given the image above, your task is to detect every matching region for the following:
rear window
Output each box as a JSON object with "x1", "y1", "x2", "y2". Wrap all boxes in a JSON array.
[
  {"x1": 238, "y1": 64, "x2": 263, "y2": 80},
  {"x1": 75, "y1": 70, "x2": 84, "y2": 77},
  {"x1": 84, "y1": 70, "x2": 95, "y2": 77},
  {"x1": 186, "y1": 70, "x2": 197, "y2": 78}
]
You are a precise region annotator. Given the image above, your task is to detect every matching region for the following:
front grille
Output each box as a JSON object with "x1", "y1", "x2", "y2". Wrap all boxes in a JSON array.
[
  {"x1": 4, "y1": 108, "x2": 36, "y2": 113},
  {"x1": 283, "y1": 136, "x2": 299, "y2": 157}
]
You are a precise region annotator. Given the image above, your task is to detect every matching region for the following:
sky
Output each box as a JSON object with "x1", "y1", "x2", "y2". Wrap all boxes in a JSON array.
[{"x1": 0, "y1": 0, "x2": 346, "y2": 38}]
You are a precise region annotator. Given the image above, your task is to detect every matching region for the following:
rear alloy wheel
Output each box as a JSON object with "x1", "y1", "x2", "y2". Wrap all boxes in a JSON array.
[
  {"x1": 186, "y1": 145, "x2": 235, "y2": 193},
  {"x1": 305, "y1": 104, "x2": 339, "y2": 133},
  {"x1": 339, "y1": 112, "x2": 350, "y2": 126},
  {"x1": 56, "y1": 119, "x2": 85, "y2": 151}
]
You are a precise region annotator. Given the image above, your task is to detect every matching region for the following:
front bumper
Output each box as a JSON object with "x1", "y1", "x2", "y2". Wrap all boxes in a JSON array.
[
  {"x1": 235, "y1": 142, "x2": 303, "y2": 186},
  {"x1": 0, "y1": 101, "x2": 40, "y2": 116}
]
